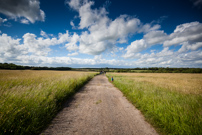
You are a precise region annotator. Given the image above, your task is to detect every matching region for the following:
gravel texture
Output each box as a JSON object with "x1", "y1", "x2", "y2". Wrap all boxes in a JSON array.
[{"x1": 41, "y1": 75, "x2": 158, "y2": 135}]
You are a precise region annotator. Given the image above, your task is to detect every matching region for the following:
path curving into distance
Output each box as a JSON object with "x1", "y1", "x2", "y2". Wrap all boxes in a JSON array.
[{"x1": 41, "y1": 75, "x2": 158, "y2": 135}]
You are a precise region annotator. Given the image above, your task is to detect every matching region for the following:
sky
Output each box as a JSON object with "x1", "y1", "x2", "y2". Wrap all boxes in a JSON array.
[{"x1": 0, "y1": 0, "x2": 202, "y2": 68}]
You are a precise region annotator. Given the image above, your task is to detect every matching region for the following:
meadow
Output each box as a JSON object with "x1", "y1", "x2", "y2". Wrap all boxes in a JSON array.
[
  {"x1": 0, "y1": 70, "x2": 97, "y2": 134},
  {"x1": 107, "y1": 73, "x2": 202, "y2": 135}
]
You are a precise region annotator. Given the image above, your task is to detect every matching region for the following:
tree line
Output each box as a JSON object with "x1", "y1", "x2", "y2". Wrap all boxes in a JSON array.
[
  {"x1": 0, "y1": 63, "x2": 202, "y2": 73},
  {"x1": 108, "y1": 67, "x2": 202, "y2": 73},
  {"x1": 0, "y1": 63, "x2": 71, "y2": 70}
]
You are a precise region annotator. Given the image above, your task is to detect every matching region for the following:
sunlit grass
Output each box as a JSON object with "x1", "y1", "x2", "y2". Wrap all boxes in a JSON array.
[
  {"x1": 0, "y1": 70, "x2": 97, "y2": 134},
  {"x1": 107, "y1": 73, "x2": 202, "y2": 135}
]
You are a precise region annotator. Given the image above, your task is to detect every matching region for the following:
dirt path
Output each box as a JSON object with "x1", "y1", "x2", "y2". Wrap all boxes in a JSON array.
[{"x1": 41, "y1": 75, "x2": 158, "y2": 135}]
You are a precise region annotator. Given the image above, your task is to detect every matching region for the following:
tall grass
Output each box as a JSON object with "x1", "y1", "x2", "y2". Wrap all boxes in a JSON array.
[
  {"x1": 107, "y1": 73, "x2": 202, "y2": 135},
  {"x1": 0, "y1": 70, "x2": 97, "y2": 135}
]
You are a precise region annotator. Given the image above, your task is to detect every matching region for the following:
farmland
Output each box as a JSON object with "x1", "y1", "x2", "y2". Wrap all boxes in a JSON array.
[
  {"x1": 0, "y1": 70, "x2": 97, "y2": 134},
  {"x1": 107, "y1": 73, "x2": 202, "y2": 135}
]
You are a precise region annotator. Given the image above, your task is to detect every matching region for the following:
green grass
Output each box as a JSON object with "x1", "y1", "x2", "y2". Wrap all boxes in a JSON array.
[
  {"x1": 0, "y1": 70, "x2": 97, "y2": 135},
  {"x1": 107, "y1": 73, "x2": 202, "y2": 135}
]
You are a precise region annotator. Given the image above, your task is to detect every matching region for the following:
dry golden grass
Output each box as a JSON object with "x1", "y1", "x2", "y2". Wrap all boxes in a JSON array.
[
  {"x1": 0, "y1": 70, "x2": 97, "y2": 134},
  {"x1": 111, "y1": 73, "x2": 202, "y2": 95},
  {"x1": 0, "y1": 70, "x2": 96, "y2": 95}
]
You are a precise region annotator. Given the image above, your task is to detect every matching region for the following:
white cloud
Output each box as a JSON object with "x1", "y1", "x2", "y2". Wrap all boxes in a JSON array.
[
  {"x1": 0, "y1": 0, "x2": 45, "y2": 23},
  {"x1": 0, "y1": 17, "x2": 7, "y2": 25},
  {"x1": 65, "y1": 33, "x2": 79, "y2": 52},
  {"x1": 0, "y1": 30, "x2": 73, "y2": 59},
  {"x1": 144, "y1": 21, "x2": 202, "y2": 48},
  {"x1": 78, "y1": 15, "x2": 142, "y2": 55},
  {"x1": 123, "y1": 21, "x2": 202, "y2": 59},
  {"x1": 22, "y1": 30, "x2": 73, "y2": 56},
  {"x1": 13, "y1": 54, "x2": 133, "y2": 67},
  {"x1": 20, "y1": 19, "x2": 29, "y2": 24},
  {"x1": 123, "y1": 39, "x2": 148, "y2": 59},
  {"x1": 8, "y1": 46, "x2": 201, "y2": 68},
  {"x1": 1, "y1": 0, "x2": 201, "y2": 68},
  {"x1": 70, "y1": 21, "x2": 76, "y2": 29},
  {"x1": 138, "y1": 23, "x2": 161, "y2": 33},
  {"x1": 143, "y1": 30, "x2": 168, "y2": 45},
  {"x1": 78, "y1": 0, "x2": 102, "y2": 29},
  {"x1": 178, "y1": 42, "x2": 202, "y2": 53},
  {"x1": 40, "y1": 30, "x2": 48, "y2": 38},
  {"x1": 1, "y1": 31, "x2": 202, "y2": 68},
  {"x1": 22, "y1": 33, "x2": 52, "y2": 56},
  {"x1": 0, "y1": 34, "x2": 24, "y2": 61},
  {"x1": 58, "y1": 30, "x2": 70, "y2": 43},
  {"x1": 66, "y1": 0, "x2": 202, "y2": 67},
  {"x1": 132, "y1": 47, "x2": 202, "y2": 67},
  {"x1": 163, "y1": 22, "x2": 202, "y2": 47},
  {"x1": 66, "y1": 44, "x2": 79, "y2": 52},
  {"x1": 66, "y1": 0, "x2": 163, "y2": 56},
  {"x1": 174, "y1": 22, "x2": 199, "y2": 33},
  {"x1": 66, "y1": 0, "x2": 81, "y2": 11},
  {"x1": 67, "y1": 52, "x2": 79, "y2": 56}
]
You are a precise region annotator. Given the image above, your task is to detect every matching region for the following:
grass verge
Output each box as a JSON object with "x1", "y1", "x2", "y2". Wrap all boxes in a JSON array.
[
  {"x1": 107, "y1": 73, "x2": 202, "y2": 135},
  {"x1": 0, "y1": 70, "x2": 97, "y2": 135}
]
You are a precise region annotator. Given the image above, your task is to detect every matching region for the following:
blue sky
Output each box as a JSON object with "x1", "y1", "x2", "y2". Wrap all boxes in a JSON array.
[{"x1": 0, "y1": 0, "x2": 202, "y2": 68}]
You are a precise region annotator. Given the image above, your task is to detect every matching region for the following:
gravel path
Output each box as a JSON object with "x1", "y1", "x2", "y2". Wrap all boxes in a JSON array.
[{"x1": 41, "y1": 75, "x2": 158, "y2": 135}]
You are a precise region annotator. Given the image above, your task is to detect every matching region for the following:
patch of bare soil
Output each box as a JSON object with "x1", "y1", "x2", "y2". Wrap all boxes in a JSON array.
[{"x1": 41, "y1": 75, "x2": 158, "y2": 135}]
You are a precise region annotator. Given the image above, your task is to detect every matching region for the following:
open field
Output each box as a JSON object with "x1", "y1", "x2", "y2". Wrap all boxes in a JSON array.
[
  {"x1": 107, "y1": 73, "x2": 202, "y2": 135},
  {"x1": 0, "y1": 70, "x2": 97, "y2": 134}
]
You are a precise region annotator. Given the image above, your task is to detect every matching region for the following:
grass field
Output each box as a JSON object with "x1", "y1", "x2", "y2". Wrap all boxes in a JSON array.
[
  {"x1": 0, "y1": 70, "x2": 97, "y2": 134},
  {"x1": 107, "y1": 73, "x2": 202, "y2": 135}
]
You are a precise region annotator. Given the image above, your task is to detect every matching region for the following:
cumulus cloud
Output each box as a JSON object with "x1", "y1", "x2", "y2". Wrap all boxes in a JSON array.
[
  {"x1": 22, "y1": 33, "x2": 52, "y2": 56},
  {"x1": 1, "y1": 31, "x2": 202, "y2": 67},
  {"x1": 164, "y1": 22, "x2": 202, "y2": 46},
  {"x1": 0, "y1": 30, "x2": 72, "y2": 59},
  {"x1": 65, "y1": 34, "x2": 79, "y2": 52},
  {"x1": 123, "y1": 39, "x2": 148, "y2": 59},
  {"x1": 66, "y1": 1, "x2": 202, "y2": 67},
  {"x1": 0, "y1": 0, "x2": 45, "y2": 23},
  {"x1": 1, "y1": 0, "x2": 201, "y2": 68},
  {"x1": 65, "y1": 0, "x2": 160, "y2": 56},
  {"x1": 178, "y1": 42, "x2": 202, "y2": 53},
  {"x1": 131, "y1": 47, "x2": 202, "y2": 67},
  {"x1": 124, "y1": 21, "x2": 202, "y2": 59},
  {"x1": 138, "y1": 23, "x2": 161, "y2": 33},
  {"x1": 143, "y1": 30, "x2": 168, "y2": 45},
  {"x1": 0, "y1": 30, "x2": 134, "y2": 67},
  {"x1": 66, "y1": 0, "x2": 81, "y2": 11},
  {"x1": 22, "y1": 30, "x2": 73, "y2": 56}
]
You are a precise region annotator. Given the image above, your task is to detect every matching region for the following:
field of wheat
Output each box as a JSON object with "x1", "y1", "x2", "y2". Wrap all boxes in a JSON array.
[
  {"x1": 107, "y1": 73, "x2": 202, "y2": 135},
  {"x1": 0, "y1": 70, "x2": 97, "y2": 134}
]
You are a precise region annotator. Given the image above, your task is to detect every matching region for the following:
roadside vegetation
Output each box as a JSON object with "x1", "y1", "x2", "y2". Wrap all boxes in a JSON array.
[
  {"x1": 0, "y1": 70, "x2": 97, "y2": 134},
  {"x1": 107, "y1": 73, "x2": 202, "y2": 135}
]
